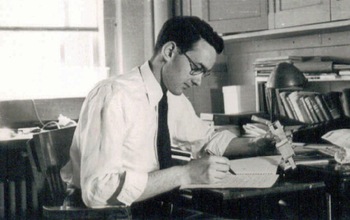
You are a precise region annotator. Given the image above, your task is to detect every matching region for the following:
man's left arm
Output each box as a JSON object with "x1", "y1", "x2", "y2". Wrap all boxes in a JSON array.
[
  {"x1": 204, "y1": 129, "x2": 277, "y2": 159},
  {"x1": 222, "y1": 135, "x2": 277, "y2": 159},
  {"x1": 168, "y1": 93, "x2": 276, "y2": 159}
]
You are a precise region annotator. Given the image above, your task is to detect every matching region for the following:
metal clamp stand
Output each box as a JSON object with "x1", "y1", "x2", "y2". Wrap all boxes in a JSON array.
[{"x1": 251, "y1": 115, "x2": 296, "y2": 170}]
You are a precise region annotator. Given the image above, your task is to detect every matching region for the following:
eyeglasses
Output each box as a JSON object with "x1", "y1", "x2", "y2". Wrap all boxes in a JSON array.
[{"x1": 183, "y1": 53, "x2": 211, "y2": 77}]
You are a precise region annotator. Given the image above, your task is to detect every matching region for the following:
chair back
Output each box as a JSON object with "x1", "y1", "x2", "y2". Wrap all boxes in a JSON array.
[
  {"x1": 27, "y1": 126, "x2": 76, "y2": 205},
  {"x1": 27, "y1": 126, "x2": 133, "y2": 219}
]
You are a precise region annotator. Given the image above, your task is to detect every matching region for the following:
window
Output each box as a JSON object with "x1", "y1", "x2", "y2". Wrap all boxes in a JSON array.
[{"x1": 0, "y1": 0, "x2": 107, "y2": 100}]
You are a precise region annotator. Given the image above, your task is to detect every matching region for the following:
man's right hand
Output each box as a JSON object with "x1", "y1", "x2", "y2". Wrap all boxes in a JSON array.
[{"x1": 184, "y1": 155, "x2": 230, "y2": 185}]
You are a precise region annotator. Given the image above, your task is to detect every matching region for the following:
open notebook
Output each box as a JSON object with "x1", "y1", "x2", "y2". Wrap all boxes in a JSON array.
[{"x1": 180, "y1": 155, "x2": 281, "y2": 189}]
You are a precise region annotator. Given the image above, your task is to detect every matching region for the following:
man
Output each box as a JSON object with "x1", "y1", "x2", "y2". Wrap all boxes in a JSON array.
[{"x1": 61, "y1": 16, "x2": 274, "y2": 211}]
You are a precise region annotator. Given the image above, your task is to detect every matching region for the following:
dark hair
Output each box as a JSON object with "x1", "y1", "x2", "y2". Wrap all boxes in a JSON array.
[{"x1": 154, "y1": 16, "x2": 224, "y2": 54}]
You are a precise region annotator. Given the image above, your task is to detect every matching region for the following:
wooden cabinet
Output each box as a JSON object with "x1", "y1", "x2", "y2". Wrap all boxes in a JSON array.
[
  {"x1": 272, "y1": 0, "x2": 350, "y2": 28},
  {"x1": 174, "y1": 0, "x2": 350, "y2": 36},
  {"x1": 175, "y1": 0, "x2": 268, "y2": 34},
  {"x1": 273, "y1": 0, "x2": 331, "y2": 28},
  {"x1": 175, "y1": 0, "x2": 350, "y2": 35},
  {"x1": 331, "y1": 0, "x2": 350, "y2": 21}
]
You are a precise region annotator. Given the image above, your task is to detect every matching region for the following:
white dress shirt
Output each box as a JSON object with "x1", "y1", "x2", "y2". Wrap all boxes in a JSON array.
[{"x1": 60, "y1": 61, "x2": 236, "y2": 207}]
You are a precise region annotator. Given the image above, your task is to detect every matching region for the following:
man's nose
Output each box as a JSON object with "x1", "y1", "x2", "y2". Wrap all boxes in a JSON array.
[{"x1": 191, "y1": 75, "x2": 202, "y2": 86}]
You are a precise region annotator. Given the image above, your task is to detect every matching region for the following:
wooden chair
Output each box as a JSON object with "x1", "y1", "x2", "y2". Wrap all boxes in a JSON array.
[{"x1": 26, "y1": 126, "x2": 131, "y2": 220}]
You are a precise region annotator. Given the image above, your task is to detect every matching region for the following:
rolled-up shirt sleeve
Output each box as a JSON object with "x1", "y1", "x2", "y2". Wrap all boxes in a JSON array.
[
  {"x1": 168, "y1": 93, "x2": 237, "y2": 158},
  {"x1": 205, "y1": 130, "x2": 237, "y2": 156},
  {"x1": 117, "y1": 171, "x2": 148, "y2": 205}
]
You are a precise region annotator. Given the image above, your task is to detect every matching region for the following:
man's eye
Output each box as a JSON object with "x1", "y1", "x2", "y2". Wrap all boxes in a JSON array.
[{"x1": 193, "y1": 67, "x2": 203, "y2": 72}]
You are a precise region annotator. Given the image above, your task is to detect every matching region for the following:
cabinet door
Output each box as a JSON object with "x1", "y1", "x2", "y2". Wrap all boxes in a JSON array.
[
  {"x1": 331, "y1": 0, "x2": 350, "y2": 21},
  {"x1": 274, "y1": 0, "x2": 331, "y2": 28},
  {"x1": 180, "y1": 0, "x2": 268, "y2": 34}
]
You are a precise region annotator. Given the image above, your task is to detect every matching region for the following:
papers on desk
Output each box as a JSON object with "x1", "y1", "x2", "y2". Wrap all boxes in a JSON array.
[
  {"x1": 278, "y1": 144, "x2": 335, "y2": 169},
  {"x1": 302, "y1": 143, "x2": 338, "y2": 157},
  {"x1": 180, "y1": 155, "x2": 281, "y2": 189},
  {"x1": 0, "y1": 133, "x2": 33, "y2": 141},
  {"x1": 322, "y1": 129, "x2": 350, "y2": 164},
  {"x1": 0, "y1": 128, "x2": 33, "y2": 141}
]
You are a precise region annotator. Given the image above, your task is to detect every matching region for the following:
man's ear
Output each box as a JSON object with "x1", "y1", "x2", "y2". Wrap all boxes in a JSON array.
[{"x1": 162, "y1": 41, "x2": 176, "y2": 61}]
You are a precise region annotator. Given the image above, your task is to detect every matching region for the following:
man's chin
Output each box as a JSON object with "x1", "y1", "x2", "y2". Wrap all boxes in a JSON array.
[{"x1": 169, "y1": 89, "x2": 183, "y2": 96}]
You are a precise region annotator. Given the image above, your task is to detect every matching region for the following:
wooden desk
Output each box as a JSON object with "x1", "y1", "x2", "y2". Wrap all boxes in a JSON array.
[
  {"x1": 299, "y1": 163, "x2": 350, "y2": 220},
  {"x1": 189, "y1": 173, "x2": 327, "y2": 219}
]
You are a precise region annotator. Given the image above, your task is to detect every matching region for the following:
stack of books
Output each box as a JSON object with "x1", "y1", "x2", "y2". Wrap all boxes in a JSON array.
[
  {"x1": 254, "y1": 56, "x2": 305, "y2": 77},
  {"x1": 171, "y1": 147, "x2": 192, "y2": 165},
  {"x1": 254, "y1": 55, "x2": 350, "y2": 79}
]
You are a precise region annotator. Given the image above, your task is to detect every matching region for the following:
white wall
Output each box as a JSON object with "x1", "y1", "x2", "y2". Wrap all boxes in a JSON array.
[{"x1": 109, "y1": 0, "x2": 172, "y2": 76}]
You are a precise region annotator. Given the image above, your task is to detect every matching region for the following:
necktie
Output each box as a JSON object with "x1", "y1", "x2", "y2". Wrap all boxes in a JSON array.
[{"x1": 157, "y1": 93, "x2": 172, "y2": 169}]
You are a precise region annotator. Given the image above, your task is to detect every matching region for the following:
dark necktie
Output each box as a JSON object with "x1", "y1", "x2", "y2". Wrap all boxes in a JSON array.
[{"x1": 157, "y1": 93, "x2": 172, "y2": 169}]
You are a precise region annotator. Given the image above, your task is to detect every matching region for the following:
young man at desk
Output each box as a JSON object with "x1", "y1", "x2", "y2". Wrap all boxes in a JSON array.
[{"x1": 60, "y1": 16, "x2": 275, "y2": 218}]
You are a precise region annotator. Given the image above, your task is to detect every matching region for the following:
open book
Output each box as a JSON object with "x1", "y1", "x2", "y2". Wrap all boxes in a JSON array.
[{"x1": 180, "y1": 155, "x2": 281, "y2": 189}]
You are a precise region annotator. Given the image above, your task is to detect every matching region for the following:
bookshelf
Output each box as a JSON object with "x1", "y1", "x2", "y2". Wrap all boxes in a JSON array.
[
  {"x1": 255, "y1": 70, "x2": 350, "y2": 143},
  {"x1": 255, "y1": 75, "x2": 350, "y2": 121}
]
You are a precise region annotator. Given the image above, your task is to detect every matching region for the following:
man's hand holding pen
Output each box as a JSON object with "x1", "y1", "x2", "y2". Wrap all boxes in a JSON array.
[
  {"x1": 184, "y1": 153, "x2": 235, "y2": 185},
  {"x1": 207, "y1": 150, "x2": 236, "y2": 175}
]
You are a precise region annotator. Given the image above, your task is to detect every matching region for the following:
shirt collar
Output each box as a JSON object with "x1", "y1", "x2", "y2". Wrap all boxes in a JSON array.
[{"x1": 139, "y1": 61, "x2": 163, "y2": 107}]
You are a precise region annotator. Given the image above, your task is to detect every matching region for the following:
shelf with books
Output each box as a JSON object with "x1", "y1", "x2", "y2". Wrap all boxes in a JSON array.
[
  {"x1": 255, "y1": 75, "x2": 350, "y2": 115},
  {"x1": 254, "y1": 55, "x2": 350, "y2": 127},
  {"x1": 255, "y1": 77, "x2": 350, "y2": 125}
]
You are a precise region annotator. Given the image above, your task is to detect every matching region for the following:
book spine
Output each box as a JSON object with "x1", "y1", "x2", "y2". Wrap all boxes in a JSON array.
[
  {"x1": 213, "y1": 115, "x2": 231, "y2": 125},
  {"x1": 304, "y1": 96, "x2": 319, "y2": 123},
  {"x1": 299, "y1": 96, "x2": 313, "y2": 123},
  {"x1": 257, "y1": 82, "x2": 268, "y2": 112},
  {"x1": 308, "y1": 95, "x2": 326, "y2": 122},
  {"x1": 293, "y1": 61, "x2": 334, "y2": 73},
  {"x1": 279, "y1": 91, "x2": 295, "y2": 119},
  {"x1": 286, "y1": 95, "x2": 299, "y2": 120},
  {"x1": 315, "y1": 94, "x2": 332, "y2": 121},
  {"x1": 265, "y1": 85, "x2": 271, "y2": 115},
  {"x1": 288, "y1": 91, "x2": 307, "y2": 123},
  {"x1": 275, "y1": 89, "x2": 286, "y2": 116},
  {"x1": 341, "y1": 88, "x2": 350, "y2": 117},
  {"x1": 322, "y1": 92, "x2": 342, "y2": 119}
]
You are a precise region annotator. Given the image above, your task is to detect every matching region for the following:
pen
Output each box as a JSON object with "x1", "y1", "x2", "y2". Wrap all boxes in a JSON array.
[
  {"x1": 228, "y1": 168, "x2": 236, "y2": 175},
  {"x1": 206, "y1": 150, "x2": 236, "y2": 175}
]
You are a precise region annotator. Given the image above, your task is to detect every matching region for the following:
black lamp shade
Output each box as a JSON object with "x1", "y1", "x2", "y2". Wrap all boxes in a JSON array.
[{"x1": 266, "y1": 62, "x2": 308, "y2": 89}]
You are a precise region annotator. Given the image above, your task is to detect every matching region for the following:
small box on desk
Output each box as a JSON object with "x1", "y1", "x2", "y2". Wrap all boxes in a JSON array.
[{"x1": 223, "y1": 85, "x2": 256, "y2": 114}]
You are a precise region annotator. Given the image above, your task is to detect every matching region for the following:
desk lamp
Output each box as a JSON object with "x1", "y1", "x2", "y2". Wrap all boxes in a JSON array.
[{"x1": 266, "y1": 62, "x2": 308, "y2": 121}]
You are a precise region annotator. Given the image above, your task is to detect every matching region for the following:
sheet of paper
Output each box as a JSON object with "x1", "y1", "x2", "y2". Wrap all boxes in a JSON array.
[
  {"x1": 180, "y1": 155, "x2": 281, "y2": 189},
  {"x1": 322, "y1": 129, "x2": 350, "y2": 149},
  {"x1": 180, "y1": 174, "x2": 279, "y2": 189},
  {"x1": 230, "y1": 155, "x2": 281, "y2": 174}
]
